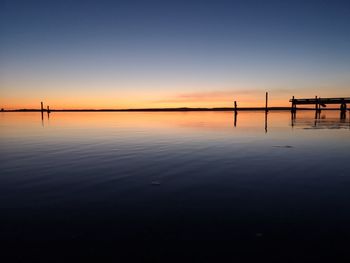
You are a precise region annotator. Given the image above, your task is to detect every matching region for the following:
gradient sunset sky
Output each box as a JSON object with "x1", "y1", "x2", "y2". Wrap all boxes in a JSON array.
[{"x1": 1, "y1": 0, "x2": 350, "y2": 109}]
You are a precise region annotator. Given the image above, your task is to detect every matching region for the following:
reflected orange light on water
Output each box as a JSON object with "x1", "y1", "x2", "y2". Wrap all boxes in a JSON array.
[
  {"x1": 1, "y1": 111, "x2": 349, "y2": 151},
  {"x1": 2, "y1": 110, "x2": 347, "y2": 138}
]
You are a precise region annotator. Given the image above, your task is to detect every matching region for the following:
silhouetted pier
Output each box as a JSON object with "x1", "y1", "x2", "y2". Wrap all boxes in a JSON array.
[{"x1": 290, "y1": 97, "x2": 350, "y2": 112}]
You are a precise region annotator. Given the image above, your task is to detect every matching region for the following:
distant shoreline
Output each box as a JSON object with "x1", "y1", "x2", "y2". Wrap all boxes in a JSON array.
[{"x1": 2, "y1": 107, "x2": 349, "y2": 112}]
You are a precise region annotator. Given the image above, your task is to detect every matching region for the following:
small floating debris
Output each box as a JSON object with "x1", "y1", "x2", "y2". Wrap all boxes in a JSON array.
[
  {"x1": 151, "y1": 181, "x2": 161, "y2": 186},
  {"x1": 272, "y1": 145, "x2": 294, "y2": 148}
]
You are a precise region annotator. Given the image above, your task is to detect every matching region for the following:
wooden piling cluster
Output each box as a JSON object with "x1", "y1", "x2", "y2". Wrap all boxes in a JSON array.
[
  {"x1": 233, "y1": 91, "x2": 269, "y2": 113},
  {"x1": 40, "y1": 102, "x2": 51, "y2": 112},
  {"x1": 40, "y1": 102, "x2": 51, "y2": 116},
  {"x1": 233, "y1": 92, "x2": 269, "y2": 131}
]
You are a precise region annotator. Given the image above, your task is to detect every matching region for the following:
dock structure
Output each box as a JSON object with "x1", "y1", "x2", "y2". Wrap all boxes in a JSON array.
[{"x1": 290, "y1": 97, "x2": 350, "y2": 112}]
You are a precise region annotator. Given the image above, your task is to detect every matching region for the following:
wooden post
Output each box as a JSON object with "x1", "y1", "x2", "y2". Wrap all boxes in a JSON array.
[
  {"x1": 315, "y1": 96, "x2": 318, "y2": 111},
  {"x1": 40, "y1": 102, "x2": 44, "y2": 120},
  {"x1": 341, "y1": 103, "x2": 346, "y2": 112},
  {"x1": 234, "y1": 101, "x2": 237, "y2": 113},
  {"x1": 265, "y1": 92, "x2": 268, "y2": 112},
  {"x1": 340, "y1": 102, "x2": 346, "y2": 120},
  {"x1": 47, "y1": 106, "x2": 50, "y2": 119},
  {"x1": 291, "y1": 96, "x2": 297, "y2": 121},
  {"x1": 340, "y1": 99, "x2": 346, "y2": 112},
  {"x1": 318, "y1": 97, "x2": 321, "y2": 112}
]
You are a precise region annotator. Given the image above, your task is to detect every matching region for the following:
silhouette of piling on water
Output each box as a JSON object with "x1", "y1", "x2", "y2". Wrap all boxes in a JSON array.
[
  {"x1": 340, "y1": 100, "x2": 347, "y2": 120},
  {"x1": 291, "y1": 96, "x2": 296, "y2": 113},
  {"x1": 317, "y1": 96, "x2": 322, "y2": 113},
  {"x1": 47, "y1": 105, "x2": 51, "y2": 118},
  {"x1": 233, "y1": 100, "x2": 238, "y2": 127},
  {"x1": 40, "y1": 102, "x2": 44, "y2": 120},
  {"x1": 340, "y1": 110, "x2": 346, "y2": 120},
  {"x1": 264, "y1": 92, "x2": 268, "y2": 133},
  {"x1": 234, "y1": 112, "x2": 237, "y2": 127},
  {"x1": 340, "y1": 98, "x2": 347, "y2": 113}
]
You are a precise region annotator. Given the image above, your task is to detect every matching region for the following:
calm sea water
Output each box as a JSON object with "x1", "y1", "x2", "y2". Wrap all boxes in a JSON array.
[{"x1": 1, "y1": 111, "x2": 350, "y2": 261}]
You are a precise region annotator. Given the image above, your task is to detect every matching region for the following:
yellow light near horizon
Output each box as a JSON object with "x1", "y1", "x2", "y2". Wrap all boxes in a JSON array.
[{"x1": 2, "y1": 83, "x2": 348, "y2": 110}]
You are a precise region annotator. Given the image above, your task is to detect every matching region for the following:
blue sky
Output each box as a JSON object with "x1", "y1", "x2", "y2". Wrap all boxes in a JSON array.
[{"x1": 1, "y1": 0, "x2": 350, "y2": 108}]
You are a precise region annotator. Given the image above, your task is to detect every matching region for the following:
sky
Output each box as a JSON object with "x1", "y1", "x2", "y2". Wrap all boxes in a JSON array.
[{"x1": 1, "y1": 0, "x2": 350, "y2": 109}]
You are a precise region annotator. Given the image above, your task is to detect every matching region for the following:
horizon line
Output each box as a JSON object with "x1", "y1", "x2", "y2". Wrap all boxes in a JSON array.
[{"x1": 2, "y1": 106, "x2": 349, "y2": 112}]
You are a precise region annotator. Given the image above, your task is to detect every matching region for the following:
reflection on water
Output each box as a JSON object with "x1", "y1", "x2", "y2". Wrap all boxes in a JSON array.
[
  {"x1": 0, "y1": 111, "x2": 350, "y2": 260},
  {"x1": 10, "y1": 110, "x2": 349, "y2": 131},
  {"x1": 291, "y1": 110, "x2": 350, "y2": 130},
  {"x1": 232, "y1": 110, "x2": 349, "y2": 131}
]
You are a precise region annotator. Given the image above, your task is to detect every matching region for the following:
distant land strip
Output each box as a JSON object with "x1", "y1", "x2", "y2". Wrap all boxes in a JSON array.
[{"x1": 3, "y1": 107, "x2": 349, "y2": 112}]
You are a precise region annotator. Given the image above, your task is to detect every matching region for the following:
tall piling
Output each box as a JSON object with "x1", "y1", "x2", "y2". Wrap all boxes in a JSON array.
[
  {"x1": 40, "y1": 102, "x2": 44, "y2": 120},
  {"x1": 47, "y1": 106, "x2": 50, "y2": 119},
  {"x1": 318, "y1": 97, "x2": 322, "y2": 112}
]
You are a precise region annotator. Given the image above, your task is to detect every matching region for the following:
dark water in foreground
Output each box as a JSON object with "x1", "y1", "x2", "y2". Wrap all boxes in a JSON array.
[{"x1": 1, "y1": 111, "x2": 350, "y2": 262}]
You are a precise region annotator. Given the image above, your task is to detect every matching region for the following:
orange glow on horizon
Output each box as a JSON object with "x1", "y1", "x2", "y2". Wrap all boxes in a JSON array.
[
  {"x1": 1, "y1": 90, "x2": 292, "y2": 110},
  {"x1": 1, "y1": 86, "x2": 349, "y2": 110}
]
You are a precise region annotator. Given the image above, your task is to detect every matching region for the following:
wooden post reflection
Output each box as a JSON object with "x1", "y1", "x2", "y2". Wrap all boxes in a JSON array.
[
  {"x1": 234, "y1": 111, "x2": 237, "y2": 127},
  {"x1": 314, "y1": 109, "x2": 320, "y2": 127},
  {"x1": 340, "y1": 109, "x2": 346, "y2": 120},
  {"x1": 291, "y1": 110, "x2": 296, "y2": 128}
]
